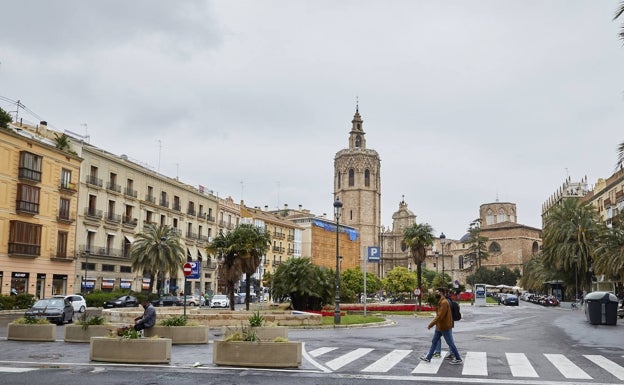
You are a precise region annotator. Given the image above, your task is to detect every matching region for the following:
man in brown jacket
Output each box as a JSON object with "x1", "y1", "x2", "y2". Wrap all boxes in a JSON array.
[{"x1": 419, "y1": 287, "x2": 463, "y2": 365}]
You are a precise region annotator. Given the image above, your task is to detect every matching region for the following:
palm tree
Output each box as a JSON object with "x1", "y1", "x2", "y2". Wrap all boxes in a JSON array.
[
  {"x1": 617, "y1": 141, "x2": 624, "y2": 171},
  {"x1": 207, "y1": 224, "x2": 270, "y2": 310},
  {"x1": 464, "y1": 219, "x2": 489, "y2": 269},
  {"x1": 129, "y1": 224, "x2": 185, "y2": 295},
  {"x1": 594, "y1": 217, "x2": 624, "y2": 281},
  {"x1": 542, "y1": 198, "x2": 604, "y2": 294},
  {"x1": 402, "y1": 223, "x2": 434, "y2": 310},
  {"x1": 614, "y1": 4, "x2": 624, "y2": 170}
]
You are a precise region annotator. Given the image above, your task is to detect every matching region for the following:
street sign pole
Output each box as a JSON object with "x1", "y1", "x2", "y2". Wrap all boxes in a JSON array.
[
  {"x1": 183, "y1": 262, "x2": 193, "y2": 319},
  {"x1": 183, "y1": 276, "x2": 187, "y2": 319}
]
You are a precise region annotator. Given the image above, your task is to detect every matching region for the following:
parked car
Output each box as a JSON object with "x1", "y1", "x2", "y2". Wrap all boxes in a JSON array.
[
  {"x1": 503, "y1": 294, "x2": 519, "y2": 306},
  {"x1": 103, "y1": 295, "x2": 138, "y2": 308},
  {"x1": 182, "y1": 295, "x2": 200, "y2": 306},
  {"x1": 210, "y1": 294, "x2": 230, "y2": 308},
  {"x1": 25, "y1": 297, "x2": 74, "y2": 325},
  {"x1": 151, "y1": 295, "x2": 182, "y2": 307},
  {"x1": 53, "y1": 294, "x2": 87, "y2": 313},
  {"x1": 618, "y1": 300, "x2": 624, "y2": 319}
]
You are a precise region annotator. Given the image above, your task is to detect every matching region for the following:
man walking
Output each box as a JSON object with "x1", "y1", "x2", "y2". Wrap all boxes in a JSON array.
[{"x1": 420, "y1": 287, "x2": 463, "y2": 365}]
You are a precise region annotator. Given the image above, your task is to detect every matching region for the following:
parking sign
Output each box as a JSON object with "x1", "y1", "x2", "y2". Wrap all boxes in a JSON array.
[{"x1": 367, "y1": 246, "x2": 380, "y2": 262}]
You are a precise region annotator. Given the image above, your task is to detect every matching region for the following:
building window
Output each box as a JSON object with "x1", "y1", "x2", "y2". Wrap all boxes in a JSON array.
[
  {"x1": 19, "y1": 151, "x2": 42, "y2": 182},
  {"x1": 120, "y1": 266, "x2": 132, "y2": 273},
  {"x1": 16, "y1": 184, "x2": 40, "y2": 214},
  {"x1": 489, "y1": 242, "x2": 501, "y2": 253},
  {"x1": 348, "y1": 169, "x2": 355, "y2": 186},
  {"x1": 60, "y1": 168, "x2": 72, "y2": 189},
  {"x1": 486, "y1": 210, "x2": 494, "y2": 225},
  {"x1": 337, "y1": 172, "x2": 341, "y2": 188},
  {"x1": 102, "y1": 264, "x2": 115, "y2": 272},
  {"x1": 59, "y1": 198, "x2": 70, "y2": 220},
  {"x1": 9, "y1": 220, "x2": 42, "y2": 256},
  {"x1": 497, "y1": 209, "x2": 507, "y2": 223},
  {"x1": 57, "y1": 231, "x2": 68, "y2": 258},
  {"x1": 364, "y1": 169, "x2": 370, "y2": 187},
  {"x1": 355, "y1": 135, "x2": 361, "y2": 147}
]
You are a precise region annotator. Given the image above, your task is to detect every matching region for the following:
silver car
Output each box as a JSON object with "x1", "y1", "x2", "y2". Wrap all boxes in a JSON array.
[{"x1": 210, "y1": 294, "x2": 230, "y2": 308}]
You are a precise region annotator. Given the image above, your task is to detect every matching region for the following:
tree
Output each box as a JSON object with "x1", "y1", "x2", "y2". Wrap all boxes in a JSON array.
[
  {"x1": 594, "y1": 217, "x2": 624, "y2": 281},
  {"x1": 615, "y1": 2, "x2": 624, "y2": 43},
  {"x1": 0, "y1": 107, "x2": 11, "y2": 129},
  {"x1": 341, "y1": 267, "x2": 382, "y2": 302},
  {"x1": 541, "y1": 198, "x2": 604, "y2": 294},
  {"x1": 53, "y1": 133, "x2": 76, "y2": 155},
  {"x1": 614, "y1": 4, "x2": 624, "y2": 170},
  {"x1": 402, "y1": 223, "x2": 434, "y2": 309},
  {"x1": 129, "y1": 224, "x2": 185, "y2": 295},
  {"x1": 271, "y1": 257, "x2": 333, "y2": 311},
  {"x1": 464, "y1": 219, "x2": 489, "y2": 269},
  {"x1": 206, "y1": 224, "x2": 270, "y2": 310},
  {"x1": 382, "y1": 266, "x2": 417, "y2": 295},
  {"x1": 519, "y1": 255, "x2": 553, "y2": 292}
]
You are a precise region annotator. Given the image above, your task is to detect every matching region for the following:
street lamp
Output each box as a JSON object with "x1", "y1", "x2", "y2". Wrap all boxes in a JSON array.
[
  {"x1": 83, "y1": 249, "x2": 90, "y2": 294},
  {"x1": 333, "y1": 197, "x2": 343, "y2": 325},
  {"x1": 435, "y1": 250, "x2": 439, "y2": 274},
  {"x1": 440, "y1": 232, "x2": 446, "y2": 287},
  {"x1": 573, "y1": 255, "x2": 579, "y2": 303},
  {"x1": 160, "y1": 236, "x2": 166, "y2": 307}
]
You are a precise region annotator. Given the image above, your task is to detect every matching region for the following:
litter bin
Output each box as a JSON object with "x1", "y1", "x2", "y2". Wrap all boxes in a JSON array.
[{"x1": 584, "y1": 291, "x2": 619, "y2": 325}]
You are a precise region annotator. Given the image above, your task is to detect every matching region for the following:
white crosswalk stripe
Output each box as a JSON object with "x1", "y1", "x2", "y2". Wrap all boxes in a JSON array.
[
  {"x1": 0, "y1": 367, "x2": 38, "y2": 373},
  {"x1": 308, "y1": 347, "x2": 624, "y2": 381}
]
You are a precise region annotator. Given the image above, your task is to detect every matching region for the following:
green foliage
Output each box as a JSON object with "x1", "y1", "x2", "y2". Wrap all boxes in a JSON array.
[
  {"x1": 159, "y1": 315, "x2": 188, "y2": 326},
  {"x1": 15, "y1": 316, "x2": 51, "y2": 325},
  {"x1": 463, "y1": 219, "x2": 489, "y2": 269},
  {"x1": 78, "y1": 314, "x2": 105, "y2": 330},
  {"x1": 116, "y1": 326, "x2": 141, "y2": 339},
  {"x1": 0, "y1": 295, "x2": 15, "y2": 310},
  {"x1": 0, "y1": 107, "x2": 12, "y2": 128},
  {"x1": 382, "y1": 266, "x2": 417, "y2": 295},
  {"x1": 84, "y1": 289, "x2": 136, "y2": 308},
  {"x1": 223, "y1": 327, "x2": 259, "y2": 342},
  {"x1": 248, "y1": 311, "x2": 264, "y2": 327},
  {"x1": 320, "y1": 314, "x2": 385, "y2": 326},
  {"x1": 272, "y1": 257, "x2": 333, "y2": 311},
  {"x1": 402, "y1": 223, "x2": 435, "y2": 302},
  {"x1": 466, "y1": 266, "x2": 521, "y2": 287},
  {"x1": 341, "y1": 267, "x2": 383, "y2": 302},
  {"x1": 12, "y1": 293, "x2": 36, "y2": 309}
]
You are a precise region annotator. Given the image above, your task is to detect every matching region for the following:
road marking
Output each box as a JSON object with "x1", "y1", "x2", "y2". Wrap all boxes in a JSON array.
[
  {"x1": 0, "y1": 367, "x2": 38, "y2": 373},
  {"x1": 463, "y1": 351, "x2": 487, "y2": 376},
  {"x1": 585, "y1": 355, "x2": 624, "y2": 381},
  {"x1": 326, "y1": 348, "x2": 374, "y2": 370},
  {"x1": 544, "y1": 353, "x2": 591, "y2": 379},
  {"x1": 411, "y1": 351, "x2": 446, "y2": 374},
  {"x1": 506, "y1": 353, "x2": 538, "y2": 377},
  {"x1": 362, "y1": 349, "x2": 412, "y2": 372},
  {"x1": 308, "y1": 347, "x2": 338, "y2": 357}
]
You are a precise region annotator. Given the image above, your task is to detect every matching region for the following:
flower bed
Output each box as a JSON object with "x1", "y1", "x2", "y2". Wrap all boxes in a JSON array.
[{"x1": 312, "y1": 303, "x2": 436, "y2": 315}]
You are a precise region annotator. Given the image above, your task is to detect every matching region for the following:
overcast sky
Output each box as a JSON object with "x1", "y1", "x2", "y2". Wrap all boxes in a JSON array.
[{"x1": 1, "y1": 1, "x2": 623, "y2": 240}]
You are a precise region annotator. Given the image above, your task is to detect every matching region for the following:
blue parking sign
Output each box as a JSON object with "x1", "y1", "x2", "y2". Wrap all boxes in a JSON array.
[{"x1": 368, "y1": 246, "x2": 380, "y2": 262}]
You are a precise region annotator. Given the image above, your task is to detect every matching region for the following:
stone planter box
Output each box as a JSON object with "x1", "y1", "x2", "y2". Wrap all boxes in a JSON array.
[
  {"x1": 89, "y1": 337, "x2": 172, "y2": 364},
  {"x1": 64, "y1": 324, "x2": 122, "y2": 343},
  {"x1": 144, "y1": 326, "x2": 209, "y2": 344},
  {"x1": 213, "y1": 340, "x2": 301, "y2": 368},
  {"x1": 7, "y1": 323, "x2": 56, "y2": 342},
  {"x1": 222, "y1": 326, "x2": 288, "y2": 341}
]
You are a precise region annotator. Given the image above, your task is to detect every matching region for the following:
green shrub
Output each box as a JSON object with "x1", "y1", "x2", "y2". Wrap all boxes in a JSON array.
[
  {"x1": 14, "y1": 316, "x2": 50, "y2": 325},
  {"x1": 0, "y1": 295, "x2": 15, "y2": 310},
  {"x1": 159, "y1": 315, "x2": 187, "y2": 326},
  {"x1": 78, "y1": 315, "x2": 105, "y2": 330},
  {"x1": 13, "y1": 293, "x2": 36, "y2": 309},
  {"x1": 248, "y1": 311, "x2": 264, "y2": 327},
  {"x1": 115, "y1": 326, "x2": 141, "y2": 339}
]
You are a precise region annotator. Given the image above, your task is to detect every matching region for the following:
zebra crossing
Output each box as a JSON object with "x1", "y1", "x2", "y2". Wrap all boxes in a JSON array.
[{"x1": 306, "y1": 346, "x2": 624, "y2": 381}]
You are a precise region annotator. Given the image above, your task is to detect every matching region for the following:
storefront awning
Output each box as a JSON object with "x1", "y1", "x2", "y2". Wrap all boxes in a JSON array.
[
  {"x1": 120, "y1": 278, "x2": 133, "y2": 289},
  {"x1": 124, "y1": 234, "x2": 135, "y2": 243},
  {"x1": 187, "y1": 246, "x2": 197, "y2": 260},
  {"x1": 101, "y1": 278, "x2": 115, "y2": 289},
  {"x1": 197, "y1": 247, "x2": 206, "y2": 260}
]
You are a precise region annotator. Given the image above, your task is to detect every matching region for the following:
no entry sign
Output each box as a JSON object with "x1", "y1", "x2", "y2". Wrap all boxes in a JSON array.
[{"x1": 183, "y1": 262, "x2": 192, "y2": 277}]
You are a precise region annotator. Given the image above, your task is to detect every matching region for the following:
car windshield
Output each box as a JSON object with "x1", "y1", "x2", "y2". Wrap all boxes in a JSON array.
[
  {"x1": 213, "y1": 295, "x2": 227, "y2": 300},
  {"x1": 34, "y1": 299, "x2": 63, "y2": 308}
]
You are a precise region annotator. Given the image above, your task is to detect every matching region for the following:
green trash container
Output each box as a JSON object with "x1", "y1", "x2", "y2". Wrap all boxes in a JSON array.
[{"x1": 584, "y1": 291, "x2": 619, "y2": 325}]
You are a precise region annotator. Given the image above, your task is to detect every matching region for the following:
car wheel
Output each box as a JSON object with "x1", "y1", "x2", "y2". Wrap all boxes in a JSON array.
[
  {"x1": 59, "y1": 313, "x2": 65, "y2": 325},
  {"x1": 79, "y1": 305, "x2": 86, "y2": 313},
  {"x1": 189, "y1": 302, "x2": 196, "y2": 306}
]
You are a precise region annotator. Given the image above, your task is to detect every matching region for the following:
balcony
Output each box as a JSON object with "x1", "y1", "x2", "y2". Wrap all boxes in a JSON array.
[
  {"x1": 159, "y1": 199, "x2": 169, "y2": 208},
  {"x1": 105, "y1": 212, "x2": 121, "y2": 224},
  {"x1": 207, "y1": 215, "x2": 216, "y2": 223},
  {"x1": 18, "y1": 167, "x2": 41, "y2": 182},
  {"x1": 287, "y1": 247, "x2": 294, "y2": 255},
  {"x1": 106, "y1": 182, "x2": 121, "y2": 193},
  {"x1": 144, "y1": 194, "x2": 156, "y2": 204},
  {"x1": 273, "y1": 232, "x2": 285, "y2": 240},
  {"x1": 86, "y1": 175, "x2": 103, "y2": 187},
  {"x1": 8, "y1": 242, "x2": 40, "y2": 258},
  {"x1": 57, "y1": 211, "x2": 76, "y2": 224},
  {"x1": 287, "y1": 235, "x2": 294, "y2": 241},
  {"x1": 122, "y1": 217, "x2": 138, "y2": 228},
  {"x1": 16, "y1": 200, "x2": 39, "y2": 215},
  {"x1": 186, "y1": 231, "x2": 198, "y2": 239},
  {"x1": 272, "y1": 260, "x2": 282, "y2": 266},
  {"x1": 197, "y1": 212, "x2": 206, "y2": 220},
  {"x1": 124, "y1": 187, "x2": 138, "y2": 198},
  {"x1": 187, "y1": 208, "x2": 196, "y2": 216},
  {"x1": 93, "y1": 247, "x2": 122, "y2": 258},
  {"x1": 226, "y1": 222, "x2": 234, "y2": 230},
  {"x1": 51, "y1": 252, "x2": 73, "y2": 262},
  {"x1": 84, "y1": 207, "x2": 103, "y2": 220},
  {"x1": 59, "y1": 181, "x2": 77, "y2": 194},
  {"x1": 173, "y1": 203, "x2": 181, "y2": 211},
  {"x1": 272, "y1": 246, "x2": 285, "y2": 253}
]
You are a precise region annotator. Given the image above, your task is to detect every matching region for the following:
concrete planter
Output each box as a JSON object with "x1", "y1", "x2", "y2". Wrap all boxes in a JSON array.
[
  {"x1": 64, "y1": 324, "x2": 122, "y2": 343},
  {"x1": 213, "y1": 340, "x2": 302, "y2": 368},
  {"x1": 144, "y1": 326, "x2": 209, "y2": 344},
  {"x1": 222, "y1": 326, "x2": 288, "y2": 341},
  {"x1": 7, "y1": 323, "x2": 56, "y2": 342},
  {"x1": 89, "y1": 337, "x2": 172, "y2": 364}
]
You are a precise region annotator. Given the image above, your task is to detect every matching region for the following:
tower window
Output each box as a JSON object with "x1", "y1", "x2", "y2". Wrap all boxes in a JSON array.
[
  {"x1": 348, "y1": 169, "x2": 354, "y2": 186},
  {"x1": 355, "y1": 135, "x2": 361, "y2": 148},
  {"x1": 338, "y1": 172, "x2": 341, "y2": 188},
  {"x1": 365, "y1": 169, "x2": 370, "y2": 187}
]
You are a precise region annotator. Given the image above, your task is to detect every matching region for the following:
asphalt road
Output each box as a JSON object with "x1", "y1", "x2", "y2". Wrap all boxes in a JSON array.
[{"x1": 1, "y1": 301, "x2": 623, "y2": 385}]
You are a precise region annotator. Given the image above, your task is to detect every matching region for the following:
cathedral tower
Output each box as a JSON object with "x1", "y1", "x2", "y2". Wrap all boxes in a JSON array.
[{"x1": 334, "y1": 105, "x2": 381, "y2": 272}]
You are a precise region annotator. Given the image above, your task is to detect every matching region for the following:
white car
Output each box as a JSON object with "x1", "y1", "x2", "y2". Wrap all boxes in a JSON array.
[
  {"x1": 210, "y1": 294, "x2": 230, "y2": 308},
  {"x1": 53, "y1": 294, "x2": 87, "y2": 313}
]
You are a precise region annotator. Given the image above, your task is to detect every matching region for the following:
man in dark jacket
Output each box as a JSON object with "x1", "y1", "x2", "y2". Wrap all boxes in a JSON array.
[
  {"x1": 134, "y1": 299, "x2": 156, "y2": 331},
  {"x1": 419, "y1": 287, "x2": 463, "y2": 365}
]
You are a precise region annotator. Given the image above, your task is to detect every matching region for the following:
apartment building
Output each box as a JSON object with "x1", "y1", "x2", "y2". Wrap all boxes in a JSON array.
[{"x1": 0, "y1": 123, "x2": 81, "y2": 298}]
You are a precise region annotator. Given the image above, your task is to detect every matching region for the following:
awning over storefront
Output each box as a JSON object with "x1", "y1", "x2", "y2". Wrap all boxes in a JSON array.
[
  {"x1": 187, "y1": 246, "x2": 197, "y2": 261},
  {"x1": 197, "y1": 247, "x2": 206, "y2": 260},
  {"x1": 80, "y1": 278, "x2": 96, "y2": 289},
  {"x1": 124, "y1": 234, "x2": 135, "y2": 243},
  {"x1": 120, "y1": 278, "x2": 133, "y2": 289},
  {"x1": 101, "y1": 278, "x2": 115, "y2": 289},
  {"x1": 142, "y1": 278, "x2": 151, "y2": 290}
]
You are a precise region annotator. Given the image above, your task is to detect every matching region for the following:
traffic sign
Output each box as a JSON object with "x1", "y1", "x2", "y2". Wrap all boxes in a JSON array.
[
  {"x1": 367, "y1": 246, "x2": 381, "y2": 262},
  {"x1": 414, "y1": 288, "x2": 421, "y2": 296},
  {"x1": 183, "y1": 262, "x2": 192, "y2": 277}
]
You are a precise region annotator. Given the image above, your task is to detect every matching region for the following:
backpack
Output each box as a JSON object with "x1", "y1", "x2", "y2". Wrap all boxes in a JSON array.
[{"x1": 449, "y1": 298, "x2": 462, "y2": 321}]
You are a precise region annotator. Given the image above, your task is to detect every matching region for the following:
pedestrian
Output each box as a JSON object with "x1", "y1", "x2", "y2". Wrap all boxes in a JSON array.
[
  {"x1": 134, "y1": 299, "x2": 156, "y2": 332},
  {"x1": 420, "y1": 287, "x2": 463, "y2": 365},
  {"x1": 433, "y1": 291, "x2": 457, "y2": 359}
]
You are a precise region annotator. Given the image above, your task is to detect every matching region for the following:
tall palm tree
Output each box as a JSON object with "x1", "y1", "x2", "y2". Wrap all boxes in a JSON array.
[
  {"x1": 614, "y1": 4, "x2": 624, "y2": 171},
  {"x1": 542, "y1": 198, "x2": 604, "y2": 294},
  {"x1": 617, "y1": 141, "x2": 624, "y2": 171},
  {"x1": 594, "y1": 217, "x2": 624, "y2": 280},
  {"x1": 465, "y1": 219, "x2": 489, "y2": 269},
  {"x1": 402, "y1": 223, "x2": 434, "y2": 309},
  {"x1": 207, "y1": 224, "x2": 270, "y2": 310},
  {"x1": 129, "y1": 224, "x2": 185, "y2": 295}
]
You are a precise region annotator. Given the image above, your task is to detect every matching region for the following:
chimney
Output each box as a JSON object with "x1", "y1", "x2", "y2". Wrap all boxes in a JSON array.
[
  {"x1": 298, "y1": 205, "x2": 302, "y2": 210},
  {"x1": 40, "y1": 121, "x2": 47, "y2": 126}
]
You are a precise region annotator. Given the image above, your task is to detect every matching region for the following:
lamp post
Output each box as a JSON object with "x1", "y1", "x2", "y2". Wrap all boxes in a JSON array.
[
  {"x1": 440, "y1": 232, "x2": 446, "y2": 287},
  {"x1": 333, "y1": 197, "x2": 343, "y2": 325},
  {"x1": 160, "y1": 236, "x2": 166, "y2": 307},
  {"x1": 83, "y1": 249, "x2": 90, "y2": 294},
  {"x1": 435, "y1": 250, "x2": 439, "y2": 274},
  {"x1": 573, "y1": 255, "x2": 578, "y2": 303}
]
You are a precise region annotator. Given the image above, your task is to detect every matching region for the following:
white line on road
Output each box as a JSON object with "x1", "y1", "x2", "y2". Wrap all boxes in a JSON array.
[
  {"x1": 506, "y1": 353, "x2": 538, "y2": 377},
  {"x1": 361, "y1": 349, "x2": 412, "y2": 372},
  {"x1": 544, "y1": 353, "x2": 592, "y2": 379}
]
